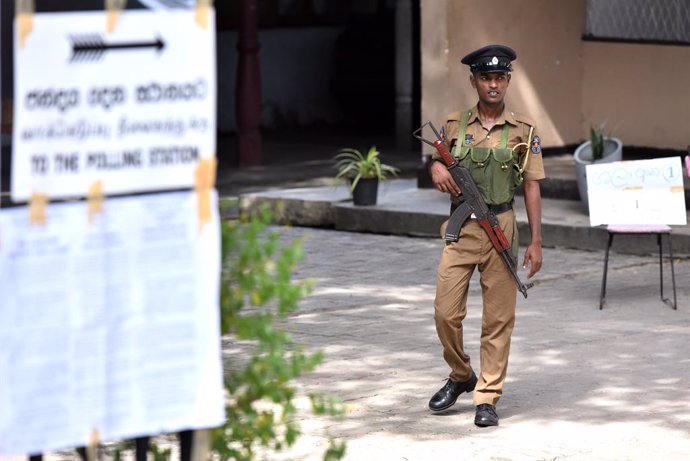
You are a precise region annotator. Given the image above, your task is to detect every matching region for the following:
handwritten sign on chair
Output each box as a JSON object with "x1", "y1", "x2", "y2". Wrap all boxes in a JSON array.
[{"x1": 586, "y1": 157, "x2": 687, "y2": 226}]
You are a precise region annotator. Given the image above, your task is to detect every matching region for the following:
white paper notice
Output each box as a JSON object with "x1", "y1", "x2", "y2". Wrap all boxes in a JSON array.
[
  {"x1": 586, "y1": 157, "x2": 687, "y2": 226},
  {"x1": 0, "y1": 191, "x2": 224, "y2": 455},
  {"x1": 11, "y1": 9, "x2": 216, "y2": 201}
]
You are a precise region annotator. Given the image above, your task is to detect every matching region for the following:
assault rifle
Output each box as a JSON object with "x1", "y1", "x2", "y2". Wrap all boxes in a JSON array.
[{"x1": 413, "y1": 121, "x2": 533, "y2": 298}]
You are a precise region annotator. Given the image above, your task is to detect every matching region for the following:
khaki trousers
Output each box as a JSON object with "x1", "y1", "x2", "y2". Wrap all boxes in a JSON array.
[{"x1": 434, "y1": 210, "x2": 517, "y2": 406}]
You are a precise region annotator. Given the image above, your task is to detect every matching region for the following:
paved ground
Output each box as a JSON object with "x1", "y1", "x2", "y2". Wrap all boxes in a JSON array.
[{"x1": 227, "y1": 226, "x2": 690, "y2": 461}]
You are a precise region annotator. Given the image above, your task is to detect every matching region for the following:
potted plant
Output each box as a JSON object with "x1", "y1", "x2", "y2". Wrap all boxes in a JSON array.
[
  {"x1": 573, "y1": 122, "x2": 623, "y2": 213},
  {"x1": 334, "y1": 146, "x2": 399, "y2": 206}
]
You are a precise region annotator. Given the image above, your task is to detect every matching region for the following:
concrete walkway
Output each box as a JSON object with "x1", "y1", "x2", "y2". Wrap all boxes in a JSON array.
[
  {"x1": 240, "y1": 226, "x2": 690, "y2": 461},
  {"x1": 237, "y1": 177, "x2": 690, "y2": 256}
]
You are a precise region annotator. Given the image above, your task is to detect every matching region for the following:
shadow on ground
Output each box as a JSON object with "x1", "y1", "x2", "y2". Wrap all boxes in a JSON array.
[{"x1": 220, "y1": 226, "x2": 690, "y2": 459}]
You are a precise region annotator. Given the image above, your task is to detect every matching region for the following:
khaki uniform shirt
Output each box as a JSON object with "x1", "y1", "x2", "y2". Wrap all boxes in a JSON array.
[{"x1": 433, "y1": 105, "x2": 546, "y2": 183}]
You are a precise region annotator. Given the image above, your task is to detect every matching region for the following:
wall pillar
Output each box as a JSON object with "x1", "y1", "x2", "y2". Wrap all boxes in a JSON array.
[
  {"x1": 395, "y1": 0, "x2": 414, "y2": 150},
  {"x1": 236, "y1": 0, "x2": 262, "y2": 166}
]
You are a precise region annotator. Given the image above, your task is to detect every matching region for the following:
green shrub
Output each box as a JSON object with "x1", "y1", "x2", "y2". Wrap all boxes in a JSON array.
[{"x1": 212, "y1": 202, "x2": 346, "y2": 461}]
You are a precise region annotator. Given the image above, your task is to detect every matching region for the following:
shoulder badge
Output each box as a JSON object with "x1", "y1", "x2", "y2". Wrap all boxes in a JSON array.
[
  {"x1": 464, "y1": 133, "x2": 475, "y2": 146},
  {"x1": 530, "y1": 135, "x2": 542, "y2": 154}
]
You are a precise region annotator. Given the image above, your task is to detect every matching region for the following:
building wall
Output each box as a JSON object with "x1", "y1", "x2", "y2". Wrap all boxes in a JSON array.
[
  {"x1": 582, "y1": 41, "x2": 690, "y2": 149},
  {"x1": 421, "y1": 0, "x2": 690, "y2": 151}
]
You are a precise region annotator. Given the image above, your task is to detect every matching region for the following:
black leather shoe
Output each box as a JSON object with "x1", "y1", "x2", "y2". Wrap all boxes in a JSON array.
[
  {"x1": 428, "y1": 373, "x2": 477, "y2": 412},
  {"x1": 474, "y1": 403, "x2": 499, "y2": 427}
]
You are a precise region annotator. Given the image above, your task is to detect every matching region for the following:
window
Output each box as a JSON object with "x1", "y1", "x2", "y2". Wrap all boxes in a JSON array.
[{"x1": 584, "y1": 0, "x2": 690, "y2": 45}]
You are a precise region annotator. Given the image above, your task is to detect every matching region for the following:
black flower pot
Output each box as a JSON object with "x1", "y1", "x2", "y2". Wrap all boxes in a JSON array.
[{"x1": 351, "y1": 177, "x2": 379, "y2": 206}]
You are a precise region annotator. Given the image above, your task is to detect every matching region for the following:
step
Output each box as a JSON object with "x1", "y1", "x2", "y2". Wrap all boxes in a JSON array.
[{"x1": 238, "y1": 178, "x2": 690, "y2": 256}]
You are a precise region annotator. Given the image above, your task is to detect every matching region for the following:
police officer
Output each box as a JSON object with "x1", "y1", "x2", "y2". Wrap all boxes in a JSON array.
[{"x1": 427, "y1": 44, "x2": 544, "y2": 427}]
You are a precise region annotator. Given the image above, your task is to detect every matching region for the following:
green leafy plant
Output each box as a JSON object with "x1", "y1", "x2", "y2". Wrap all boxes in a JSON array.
[
  {"x1": 334, "y1": 146, "x2": 400, "y2": 192},
  {"x1": 212, "y1": 202, "x2": 346, "y2": 461},
  {"x1": 590, "y1": 122, "x2": 607, "y2": 161}
]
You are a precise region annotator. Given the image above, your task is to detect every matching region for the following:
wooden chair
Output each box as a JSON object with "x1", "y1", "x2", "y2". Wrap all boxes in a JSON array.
[{"x1": 600, "y1": 224, "x2": 677, "y2": 310}]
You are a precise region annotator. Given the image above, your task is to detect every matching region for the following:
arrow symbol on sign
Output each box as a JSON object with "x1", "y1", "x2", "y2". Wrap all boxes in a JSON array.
[{"x1": 69, "y1": 34, "x2": 165, "y2": 62}]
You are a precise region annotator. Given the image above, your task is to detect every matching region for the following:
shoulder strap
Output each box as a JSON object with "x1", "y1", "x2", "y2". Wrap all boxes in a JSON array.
[
  {"x1": 499, "y1": 123, "x2": 510, "y2": 148},
  {"x1": 458, "y1": 110, "x2": 471, "y2": 143}
]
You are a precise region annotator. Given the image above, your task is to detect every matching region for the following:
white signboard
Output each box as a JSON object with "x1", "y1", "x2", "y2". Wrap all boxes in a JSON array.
[
  {"x1": 587, "y1": 157, "x2": 687, "y2": 226},
  {"x1": 0, "y1": 191, "x2": 224, "y2": 455},
  {"x1": 11, "y1": 9, "x2": 216, "y2": 200}
]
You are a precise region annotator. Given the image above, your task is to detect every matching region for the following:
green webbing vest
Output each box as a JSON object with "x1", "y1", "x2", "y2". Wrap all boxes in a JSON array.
[{"x1": 451, "y1": 110, "x2": 523, "y2": 205}]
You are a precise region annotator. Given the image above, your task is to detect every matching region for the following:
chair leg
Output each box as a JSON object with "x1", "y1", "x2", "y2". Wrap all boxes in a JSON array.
[
  {"x1": 661, "y1": 233, "x2": 678, "y2": 310},
  {"x1": 600, "y1": 232, "x2": 614, "y2": 310},
  {"x1": 135, "y1": 437, "x2": 150, "y2": 461},
  {"x1": 658, "y1": 233, "x2": 664, "y2": 302}
]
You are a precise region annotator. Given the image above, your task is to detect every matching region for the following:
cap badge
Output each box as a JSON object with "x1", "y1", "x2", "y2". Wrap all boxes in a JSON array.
[{"x1": 491, "y1": 56, "x2": 498, "y2": 65}]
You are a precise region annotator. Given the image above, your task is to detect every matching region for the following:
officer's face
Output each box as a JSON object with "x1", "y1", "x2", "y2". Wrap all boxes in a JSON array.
[{"x1": 470, "y1": 72, "x2": 510, "y2": 105}]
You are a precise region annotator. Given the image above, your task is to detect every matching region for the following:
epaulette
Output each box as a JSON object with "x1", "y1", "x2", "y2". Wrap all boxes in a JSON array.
[
  {"x1": 511, "y1": 111, "x2": 536, "y2": 129},
  {"x1": 446, "y1": 111, "x2": 461, "y2": 123}
]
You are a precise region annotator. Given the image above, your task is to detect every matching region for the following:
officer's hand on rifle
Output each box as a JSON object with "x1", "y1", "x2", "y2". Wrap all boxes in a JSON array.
[{"x1": 430, "y1": 160, "x2": 462, "y2": 195}]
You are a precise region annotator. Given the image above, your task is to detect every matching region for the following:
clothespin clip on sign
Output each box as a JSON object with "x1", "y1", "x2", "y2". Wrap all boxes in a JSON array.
[
  {"x1": 195, "y1": 157, "x2": 217, "y2": 231},
  {"x1": 196, "y1": 0, "x2": 213, "y2": 30},
  {"x1": 29, "y1": 191, "x2": 48, "y2": 225},
  {"x1": 105, "y1": 0, "x2": 127, "y2": 34},
  {"x1": 16, "y1": 0, "x2": 35, "y2": 49},
  {"x1": 87, "y1": 181, "x2": 105, "y2": 224}
]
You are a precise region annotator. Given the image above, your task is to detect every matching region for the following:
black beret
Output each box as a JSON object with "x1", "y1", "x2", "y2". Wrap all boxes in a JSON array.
[{"x1": 461, "y1": 44, "x2": 517, "y2": 73}]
